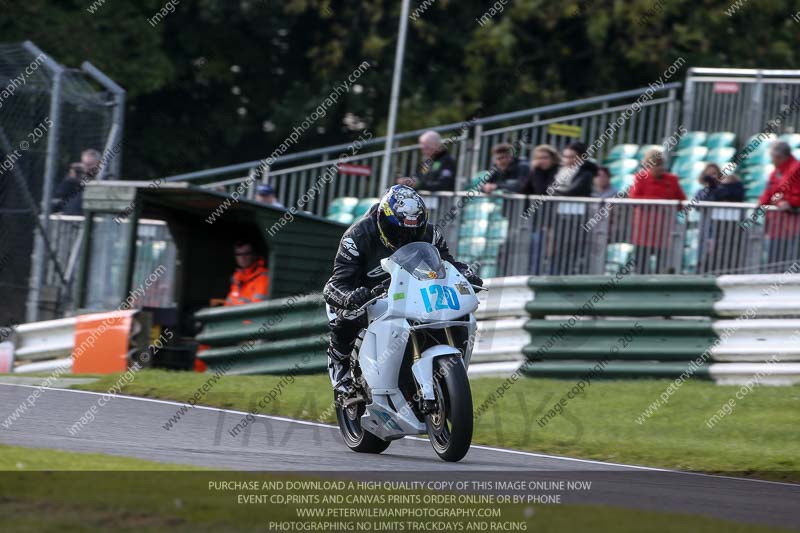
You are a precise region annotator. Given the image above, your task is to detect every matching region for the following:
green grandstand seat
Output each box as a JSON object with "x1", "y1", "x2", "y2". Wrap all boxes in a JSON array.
[
  {"x1": 684, "y1": 238, "x2": 699, "y2": 272},
  {"x1": 705, "y1": 132, "x2": 736, "y2": 149},
  {"x1": 706, "y1": 147, "x2": 736, "y2": 166},
  {"x1": 605, "y1": 243, "x2": 634, "y2": 274},
  {"x1": 479, "y1": 264, "x2": 497, "y2": 278},
  {"x1": 610, "y1": 173, "x2": 636, "y2": 191},
  {"x1": 636, "y1": 144, "x2": 662, "y2": 161},
  {"x1": 459, "y1": 219, "x2": 489, "y2": 238},
  {"x1": 745, "y1": 182, "x2": 766, "y2": 202},
  {"x1": 742, "y1": 133, "x2": 776, "y2": 155},
  {"x1": 483, "y1": 238, "x2": 504, "y2": 256},
  {"x1": 327, "y1": 197, "x2": 359, "y2": 216},
  {"x1": 779, "y1": 133, "x2": 800, "y2": 149},
  {"x1": 676, "y1": 131, "x2": 708, "y2": 149},
  {"x1": 674, "y1": 160, "x2": 709, "y2": 181},
  {"x1": 326, "y1": 212, "x2": 354, "y2": 224},
  {"x1": 487, "y1": 219, "x2": 508, "y2": 240},
  {"x1": 740, "y1": 164, "x2": 773, "y2": 184},
  {"x1": 607, "y1": 158, "x2": 640, "y2": 176},
  {"x1": 604, "y1": 144, "x2": 639, "y2": 163},
  {"x1": 352, "y1": 198, "x2": 378, "y2": 218},
  {"x1": 676, "y1": 146, "x2": 708, "y2": 161},
  {"x1": 671, "y1": 157, "x2": 699, "y2": 178},
  {"x1": 740, "y1": 149, "x2": 772, "y2": 167},
  {"x1": 466, "y1": 171, "x2": 490, "y2": 191},
  {"x1": 462, "y1": 198, "x2": 500, "y2": 221},
  {"x1": 684, "y1": 178, "x2": 704, "y2": 197},
  {"x1": 457, "y1": 237, "x2": 486, "y2": 258}
]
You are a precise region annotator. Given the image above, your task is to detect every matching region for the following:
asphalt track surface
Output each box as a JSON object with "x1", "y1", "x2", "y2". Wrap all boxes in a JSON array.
[{"x1": 1, "y1": 382, "x2": 798, "y2": 529}]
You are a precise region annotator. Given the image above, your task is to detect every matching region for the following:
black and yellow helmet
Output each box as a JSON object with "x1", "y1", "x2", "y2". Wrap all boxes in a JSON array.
[{"x1": 376, "y1": 185, "x2": 428, "y2": 251}]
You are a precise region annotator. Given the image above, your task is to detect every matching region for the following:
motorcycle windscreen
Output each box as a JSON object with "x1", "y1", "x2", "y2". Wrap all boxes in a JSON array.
[{"x1": 389, "y1": 242, "x2": 446, "y2": 280}]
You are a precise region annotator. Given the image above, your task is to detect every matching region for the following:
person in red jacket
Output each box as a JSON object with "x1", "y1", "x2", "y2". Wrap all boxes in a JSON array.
[
  {"x1": 628, "y1": 149, "x2": 686, "y2": 273},
  {"x1": 225, "y1": 240, "x2": 270, "y2": 306},
  {"x1": 759, "y1": 141, "x2": 800, "y2": 271}
]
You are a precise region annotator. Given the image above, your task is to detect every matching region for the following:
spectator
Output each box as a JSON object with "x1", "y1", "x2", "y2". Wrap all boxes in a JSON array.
[
  {"x1": 552, "y1": 142, "x2": 597, "y2": 197},
  {"x1": 628, "y1": 149, "x2": 686, "y2": 273},
  {"x1": 710, "y1": 174, "x2": 744, "y2": 202},
  {"x1": 523, "y1": 145, "x2": 560, "y2": 275},
  {"x1": 591, "y1": 166, "x2": 618, "y2": 198},
  {"x1": 255, "y1": 183, "x2": 285, "y2": 208},
  {"x1": 53, "y1": 149, "x2": 102, "y2": 215},
  {"x1": 225, "y1": 240, "x2": 270, "y2": 306},
  {"x1": 520, "y1": 144, "x2": 559, "y2": 195},
  {"x1": 398, "y1": 131, "x2": 456, "y2": 191},
  {"x1": 692, "y1": 164, "x2": 745, "y2": 272},
  {"x1": 481, "y1": 142, "x2": 530, "y2": 193},
  {"x1": 693, "y1": 163, "x2": 723, "y2": 202},
  {"x1": 759, "y1": 141, "x2": 800, "y2": 271}
]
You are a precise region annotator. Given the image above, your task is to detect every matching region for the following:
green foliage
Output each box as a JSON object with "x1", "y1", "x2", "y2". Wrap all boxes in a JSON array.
[{"x1": 2, "y1": 0, "x2": 799, "y2": 179}]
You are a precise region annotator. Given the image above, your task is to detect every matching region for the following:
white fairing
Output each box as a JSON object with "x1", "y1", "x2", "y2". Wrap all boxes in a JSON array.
[{"x1": 351, "y1": 245, "x2": 479, "y2": 440}]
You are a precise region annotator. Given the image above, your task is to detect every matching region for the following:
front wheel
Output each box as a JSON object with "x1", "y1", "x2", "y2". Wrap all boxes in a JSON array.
[
  {"x1": 335, "y1": 396, "x2": 391, "y2": 454},
  {"x1": 425, "y1": 355, "x2": 473, "y2": 462}
]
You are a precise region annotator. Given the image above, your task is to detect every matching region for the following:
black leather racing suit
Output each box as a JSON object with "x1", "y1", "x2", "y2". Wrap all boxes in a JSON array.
[{"x1": 322, "y1": 204, "x2": 472, "y2": 360}]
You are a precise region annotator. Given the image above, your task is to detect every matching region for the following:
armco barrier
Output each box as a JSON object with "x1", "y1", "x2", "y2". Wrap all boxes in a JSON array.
[
  {"x1": 10, "y1": 310, "x2": 147, "y2": 374},
  {"x1": 193, "y1": 277, "x2": 533, "y2": 375},
  {"x1": 526, "y1": 276, "x2": 721, "y2": 317},
  {"x1": 194, "y1": 294, "x2": 330, "y2": 375},
  {"x1": 523, "y1": 320, "x2": 716, "y2": 361},
  {"x1": 713, "y1": 274, "x2": 800, "y2": 317},
  {"x1": 14, "y1": 317, "x2": 77, "y2": 362},
  {"x1": 522, "y1": 274, "x2": 800, "y2": 384}
]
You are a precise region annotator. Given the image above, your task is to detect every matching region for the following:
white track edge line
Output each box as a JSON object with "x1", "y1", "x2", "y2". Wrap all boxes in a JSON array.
[{"x1": 0, "y1": 382, "x2": 797, "y2": 488}]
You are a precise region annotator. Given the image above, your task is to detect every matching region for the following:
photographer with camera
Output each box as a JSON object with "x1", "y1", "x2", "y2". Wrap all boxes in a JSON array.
[{"x1": 53, "y1": 149, "x2": 103, "y2": 215}]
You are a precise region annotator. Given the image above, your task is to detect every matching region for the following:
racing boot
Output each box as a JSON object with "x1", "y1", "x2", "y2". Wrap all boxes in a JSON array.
[{"x1": 327, "y1": 346, "x2": 354, "y2": 396}]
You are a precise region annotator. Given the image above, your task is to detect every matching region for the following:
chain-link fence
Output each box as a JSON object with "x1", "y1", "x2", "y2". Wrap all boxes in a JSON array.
[{"x1": 0, "y1": 41, "x2": 123, "y2": 324}]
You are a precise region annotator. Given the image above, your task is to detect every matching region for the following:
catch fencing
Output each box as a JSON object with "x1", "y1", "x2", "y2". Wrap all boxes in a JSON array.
[
  {"x1": 164, "y1": 83, "x2": 682, "y2": 215},
  {"x1": 683, "y1": 67, "x2": 800, "y2": 141},
  {"x1": 0, "y1": 41, "x2": 124, "y2": 323}
]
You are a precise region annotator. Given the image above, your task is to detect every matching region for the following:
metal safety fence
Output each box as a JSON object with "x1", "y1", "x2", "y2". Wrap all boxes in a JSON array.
[
  {"x1": 43, "y1": 215, "x2": 177, "y2": 315},
  {"x1": 165, "y1": 83, "x2": 682, "y2": 215},
  {"x1": 420, "y1": 192, "x2": 798, "y2": 278},
  {"x1": 683, "y1": 67, "x2": 800, "y2": 142}
]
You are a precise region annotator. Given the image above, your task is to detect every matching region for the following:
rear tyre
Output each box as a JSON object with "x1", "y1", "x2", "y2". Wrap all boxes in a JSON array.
[
  {"x1": 425, "y1": 355, "x2": 473, "y2": 462},
  {"x1": 335, "y1": 395, "x2": 391, "y2": 454}
]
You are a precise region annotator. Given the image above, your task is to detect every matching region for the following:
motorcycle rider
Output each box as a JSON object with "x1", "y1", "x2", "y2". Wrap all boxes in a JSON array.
[{"x1": 323, "y1": 185, "x2": 483, "y2": 395}]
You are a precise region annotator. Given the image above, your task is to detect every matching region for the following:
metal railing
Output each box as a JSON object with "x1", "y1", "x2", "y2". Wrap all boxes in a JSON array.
[
  {"x1": 420, "y1": 192, "x2": 798, "y2": 277},
  {"x1": 164, "y1": 83, "x2": 681, "y2": 210},
  {"x1": 44, "y1": 215, "x2": 177, "y2": 314},
  {"x1": 683, "y1": 67, "x2": 800, "y2": 141}
]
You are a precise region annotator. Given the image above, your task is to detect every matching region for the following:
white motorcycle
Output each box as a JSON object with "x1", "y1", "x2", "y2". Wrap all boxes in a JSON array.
[{"x1": 328, "y1": 242, "x2": 481, "y2": 462}]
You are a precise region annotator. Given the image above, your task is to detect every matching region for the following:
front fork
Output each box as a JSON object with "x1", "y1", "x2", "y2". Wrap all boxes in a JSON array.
[{"x1": 411, "y1": 328, "x2": 461, "y2": 414}]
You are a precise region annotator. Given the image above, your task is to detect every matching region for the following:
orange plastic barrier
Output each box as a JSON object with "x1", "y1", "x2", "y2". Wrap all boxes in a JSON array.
[{"x1": 71, "y1": 310, "x2": 135, "y2": 374}]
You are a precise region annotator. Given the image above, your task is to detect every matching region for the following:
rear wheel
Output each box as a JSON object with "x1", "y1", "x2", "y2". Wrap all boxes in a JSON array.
[
  {"x1": 335, "y1": 395, "x2": 391, "y2": 454},
  {"x1": 425, "y1": 356, "x2": 473, "y2": 462}
]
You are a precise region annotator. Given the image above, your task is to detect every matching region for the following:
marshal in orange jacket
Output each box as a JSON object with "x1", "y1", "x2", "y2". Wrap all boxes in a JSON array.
[{"x1": 225, "y1": 257, "x2": 270, "y2": 306}]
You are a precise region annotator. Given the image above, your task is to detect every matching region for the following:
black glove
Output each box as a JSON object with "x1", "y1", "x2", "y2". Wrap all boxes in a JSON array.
[
  {"x1": 345, "y1": 287, "x2": 371, "y2": 310},
  {"x1": 462, "y1": 267, "x2": 482, "y2": 287},
  {"x1": 466, "y1": 273, "x2": 483, "y2": 287}
]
